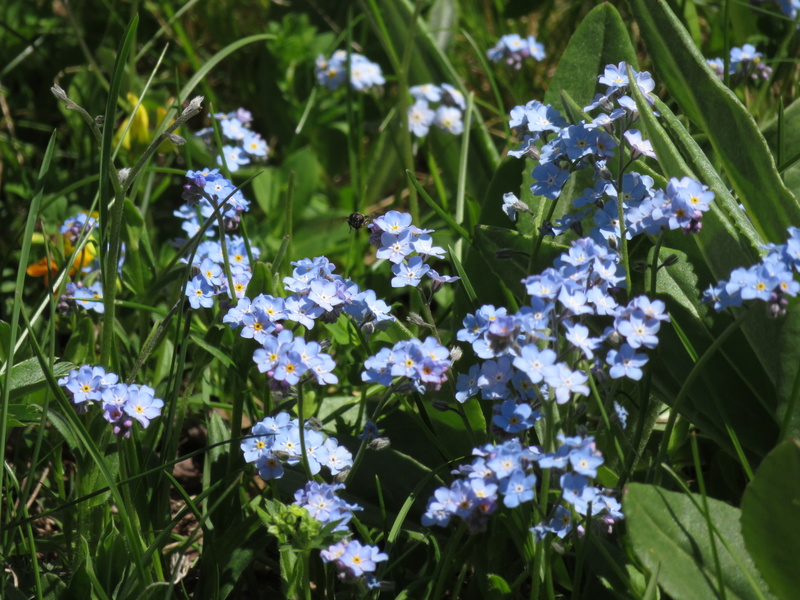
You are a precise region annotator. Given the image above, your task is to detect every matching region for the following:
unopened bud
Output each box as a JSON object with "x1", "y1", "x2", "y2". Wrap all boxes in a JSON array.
[
  {"x1": 449, "y1": 346, "x2": 462, "y2": 362},
  {"x1": 407, "y1": 312, "x2": 426, "y2": 327},
  {"x1": 368, "y1": 437, "x2": 391, "y2": 451},
  {"x1": 167, "y1": 133, "x2": 186, "y2": 145},
  {"x1": 183, "y1": 96, "x2": 204, "y2": 117},
  {"x1": 395, "y1": 381, "x2": 418, "y2": 395},
  {"x1": 50, "y1": 85, "x2": 69, "y2": 101}
]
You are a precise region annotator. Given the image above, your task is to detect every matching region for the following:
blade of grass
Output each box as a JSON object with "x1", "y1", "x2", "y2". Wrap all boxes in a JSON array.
[
  {"x1": 99, "y1": 15, "x2": 139, "y2": 369},
  {"x1": 0, "y1": 131, "x2": 57, "y2": 577}
]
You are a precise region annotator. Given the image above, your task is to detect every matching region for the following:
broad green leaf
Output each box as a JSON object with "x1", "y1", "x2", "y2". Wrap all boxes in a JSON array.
[
  {"x1": 652, "y1": 246, "x2": 778, "y2": 458},
  {"x1": 3, "y1": 404, "x2": 42, "y2": 428},
  {"x1": 8, "y1": 358, "x2": 74, "y2": 402},
  {"x1": 741, "y1": 439, "x2": 800, "y2": 600},
  {"x1": 544, "y1": 3, "x2": 637, "y2": 108},
  {"x1": 777, "y1": 309, "x2": 800, "y2": 440},
  {"x1": 630, "y1": 71, "x2": 782, "y2": 405},
  {"x1": 628, "y1": 0, "x2": 800, "y2": 244},
  {"x1": 762, "y1": 97, "x2": 800, "y2": 223},
  {"x1": 624, "y1": 483, "x2": 775, "y2": 600}
]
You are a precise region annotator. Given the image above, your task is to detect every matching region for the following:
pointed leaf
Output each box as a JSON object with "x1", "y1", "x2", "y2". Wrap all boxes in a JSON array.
[
  {"x1": 624, "y1": 483, "x2": 775, "y2": 600},
  {"x1": 741, "y1": 439, "x2": 800, "y2": 600},
  {"x1": 544, "y1": 3, "x2": 638, "y2": 107},
  {"x1": 628, "y1": 0, "x2": 800, "y2": 244}
]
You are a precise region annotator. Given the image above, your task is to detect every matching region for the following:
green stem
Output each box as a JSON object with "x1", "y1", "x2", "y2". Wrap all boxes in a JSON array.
[
  {"x1": 345, "y1": 385, "x2": 397, "y2": 486},
  {"x1": 615, "y1": 126, "x2": 631, "y2": 297},
  {"x1": 297, "y1": 385, "x2": 313, "y2": 480},
  {"x1": 527, "y1": 200, "x2": 559, "y2": 275},
  {"x1": 653, "y1": 307, "x2": 751, "y2": 486}
]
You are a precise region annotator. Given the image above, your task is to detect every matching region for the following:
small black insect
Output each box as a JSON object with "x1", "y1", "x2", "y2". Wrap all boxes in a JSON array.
[{"x1": 346, "y1": 212, "x2": 369, "y2": 232}]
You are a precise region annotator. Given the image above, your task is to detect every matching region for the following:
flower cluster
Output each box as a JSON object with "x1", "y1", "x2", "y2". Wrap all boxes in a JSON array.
[
  {"x1": 47, "y1": 213, "x2": 107, "y2": 315},
  {"x1": 486, "y1": 33, "x2": 545, "y2": 69},
  {"x1": 703, "y1": 226, "x2": 800, "y2": 317},
  {"x1": 422, "y1": 435, "x2": 622, "y2": 536},
  {"x1": 321, "y1": 539, "x2": 388, "y2": 585},
  {"x1": 456, "y1": 237, "x2": 669, "y2": 425},
  {"x1": 362, "y1": 337, "x2": 452, "y2": 393},
  {"x1": 706, "y1": 44, "x2": 772, "y2": 84},
  {"x1": 176, "y1": 168, "x2": 259, "y2": 308},
  {"x1": 407, "y1": 83, "x2": 467, "y2": 138},
  {"x1": 58, "y1": 365, "x2": 164, "y2": 437},
  {"x1": 315, "y1": 50, "x2": 385, "y2": 91},
  {"x1": 58, "y1": 281, "x2": 104, "y2": 314},
  {"x1": 281, "y1": 256, "x2": 394, "y2": 328},
  {"x1": 368, "y1": 210, "x2": 459, "y2": 290},
  {"x1": 294, "y1": 482, "x2": 362, "y2": 532},
  {"x1": 59, "y1": 212, "x2": 98, "y2": 245},
  {"x1": 222, "y1": 255, "x2": 396, "y2": 390},
  {"x1": 242, "y1": 413, "x2": 353, "y2": 480},
  {"x1": 506, "y1": 63, "x2": 714, "y2": 243},
  {"x1": 195, "y1": 108, "x2": 269, "y2": 173},
  {"x1": 294, "y1": 482, "x2": 388, "y2": 587},
  {"x1": 250, "y1": 328, "x2": 338, "y2": 389},
  {"x1": 775, "y1": 0, "x2": 800, "y2": 19}
]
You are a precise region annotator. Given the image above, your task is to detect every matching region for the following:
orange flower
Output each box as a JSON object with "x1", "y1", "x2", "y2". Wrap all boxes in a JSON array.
[{"x1": 26, "y1": 243, "x2": 97, "y2": 282}]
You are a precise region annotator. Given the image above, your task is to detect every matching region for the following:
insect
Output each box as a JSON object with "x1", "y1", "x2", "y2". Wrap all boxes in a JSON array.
[{"x1": 346, "y1": 212, "x2": 369, "y2": 232}]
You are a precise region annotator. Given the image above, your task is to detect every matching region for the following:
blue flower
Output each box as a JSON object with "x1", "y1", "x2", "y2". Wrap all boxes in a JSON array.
[
  {"x1": 530, "y1": 163, "x2": 570, "y2": 199},
  {"x1": 493, "y1": 399, "x2": 538, "y2": 433},
  {"x1": 186, "y1": 276, "x2": 215, "y2": 309},
  {"x1": 123, "y1": 385, "x2": 164, "y2": 428},
  {"x1": 456, "y1": 364, "x2": 481, "y2": 403},
  {"x1": 391, "y1": 256, "x2": 430, "y2": 288},
  {"x1": 606, "y1": 344, "x2": 648, "y2": 381},
  {"x1": 408, "y1": 99, "x2": 435, "y2": 137},
  {"x1": 499, "y1": 470, "x2": 537, "y2": 508}
]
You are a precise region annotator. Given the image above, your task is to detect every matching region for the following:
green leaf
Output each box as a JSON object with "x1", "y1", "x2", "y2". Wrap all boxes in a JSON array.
[
  {"x1": 628, "y1": 0, "x2": 800, "y2": 244},
  {"x1": 62, "y1": 308, "x2": 96, "y2": 365},
  {"x1": 3, "y1": 404, "x2": 42, "y2": 429},
  {"x1": 7, "y1": 358, "x2": 74, "y2": 402},
  {"x1": 487, "y1": 573, "x2": 511, "y2": 595},
  {"x1": 777, "y1": 308, "x2": 800, "y2": 440},
  {"x1": 189, "y1": 333, "x2": 234, "y2": 369},
  {"x1": 655, "y1": 99, "x2": 763, "y2": 252},
  {"x1": 741, "y1": 439, "x2": 800, "y2": 600},
  {"x1": 544, "y1": 3, "x2": 638, "y2": 108},
  {"x1": 624, "y1": 483, "x2": 775, "y2": 600},
  {"x1": 651, "y1": 246, "x2": 778, "y2": 458},
  {"x1": 762, "y1": 97, "x2": 800, "y2": 223}
]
